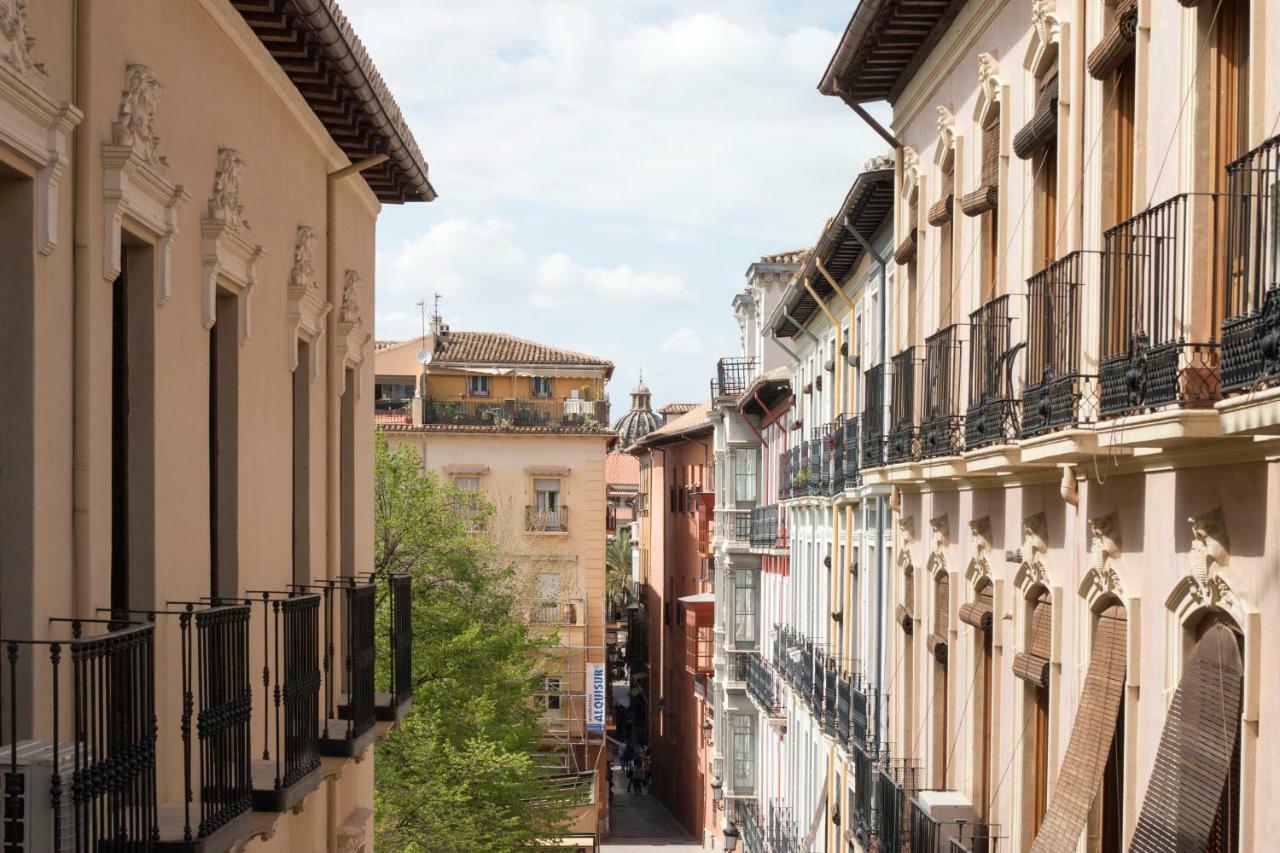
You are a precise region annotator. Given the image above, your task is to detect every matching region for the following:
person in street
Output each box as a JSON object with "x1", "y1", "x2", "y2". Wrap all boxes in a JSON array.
[{"x1": 642, "y1": 756, "x2": 652, "y2": 791}]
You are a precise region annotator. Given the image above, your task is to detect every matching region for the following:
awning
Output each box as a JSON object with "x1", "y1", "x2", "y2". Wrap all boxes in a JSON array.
[
  {"x1": 1028, "y1": 604, "x2": 1127, "y2": 853},
  {"x1": 1128, "y1": 622, "x2": 1243, "y2": 853},
  {"x1": 678, "y1": 593, "x2": 715, "y2": 605},
  {"x1": 959, "y1": 585, "x2": 994, "y2": 632},
  {"x1": 1013, "y1": 73, "x2": 1059, "y2": 161},
  {"x1": 1086, "y1": 0, "x2": 1137, "y2": 80},
  {"x1": 927, "y1": 573, "x2": 950, "y2": 662},
  {"x1": 1013, "y1": 592, "x2": 1053, "y2": 688}
]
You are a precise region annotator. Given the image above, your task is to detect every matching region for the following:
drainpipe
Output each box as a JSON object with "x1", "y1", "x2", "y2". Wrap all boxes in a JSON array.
[
  {"x1": 71, "y1": 0, "x2": 93, "y2": 619},
  {"x1": 841, "y1": 215, "x2": 889, "y2": 745},
  {"x1": 326, "y1": 155, "x2": 388, "y2": 584}
]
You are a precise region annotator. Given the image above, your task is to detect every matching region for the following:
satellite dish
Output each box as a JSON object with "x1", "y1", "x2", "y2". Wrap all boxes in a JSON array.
[{"x1": 416, "y1": 348, "x2": 432, "y2": 366}]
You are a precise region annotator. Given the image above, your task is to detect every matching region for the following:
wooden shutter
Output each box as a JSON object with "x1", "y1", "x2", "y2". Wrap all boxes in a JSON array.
[
  {"x1": 927, "y1": 573, "x2": 950, "y2": 661},
  {"x1": 1014, "y1": 72, "x2": 1060, "y2": 161},
  {"x1": 959, "y1": 585, "x2": 994, "y2": 632},
  {"x1": 895, "y1": 198, "x2": 920, "y2": 265},
  {"x1": 928, "y1": 171, "x2": 954, "y2": 226},
  {"x1": 1128, "y1": 622, "x2": 1244, "y2": 853},
  {"x1": 1087, "y1": 0, "x2": 1138, "y2": 80},
  {"x1": 1028, "y1": 605, "x2": 1127, "y2": 853},
  {"x1": 961, "y1": 122, "x2": 1001, "y2": 217},
  {"x1": 1013, "y1": 593, "x2": 1053, "y2": 687}
]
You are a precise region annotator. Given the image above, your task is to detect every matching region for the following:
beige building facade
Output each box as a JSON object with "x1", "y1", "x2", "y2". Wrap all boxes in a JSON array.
[
  {"x1": 0, "y1": 0, "x2": 431, "y2": 849},
  {"x1": 819, "y1": 1, "x2": 1280, "y2": 853},
  {"x1": 375, "y1": 329, "x2": 614, "y2": 840}
]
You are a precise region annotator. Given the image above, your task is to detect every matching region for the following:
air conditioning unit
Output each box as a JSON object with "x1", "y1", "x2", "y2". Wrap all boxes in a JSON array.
[
  {"x1": 0, "y1": 740, "x2": 79, "y2": 852},
  {"x1": 914, "y1": 789, "x2": 974, "y2": 851}
]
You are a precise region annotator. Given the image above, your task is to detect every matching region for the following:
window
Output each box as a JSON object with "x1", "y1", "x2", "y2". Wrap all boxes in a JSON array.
[
  {"x1": 733, "y1": 448, "x2": 757, "y2": 506},
  {"x1": 733, "y1": 570, "x2": 759, "y2": 648},
  {"x1": 535, "y1": 478, "x2": 560, "y2": 510},
  {"x1": 1210, "y1": 0, "x2": 1250, "y2": 331},
  {"x1": 532, "y1": 478, "x2": 562, "y2": 530},
  {"x1": 532, "y1": 376, "x2": 553, "y2": 398},
  {"x1": 454, "y1": 475, "x2": 480, "y2": 491},
  {"x1": 542, "y1": 677, "x2": 562, "y2": 712},
  {"x1": 468, "y1": 375, "x2": 490, "y2": 396},
  {"x1": 292, "y1": 340, "x2": 310, "y2": 586},
  {"x1": 732, "y1": 715, "x2": 756, "y2": 792},
  {"x1": 939, "y1": 163, "x2": 956, "y2": 326}
]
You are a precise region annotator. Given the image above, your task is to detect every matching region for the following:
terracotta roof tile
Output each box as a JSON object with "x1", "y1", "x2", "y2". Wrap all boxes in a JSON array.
[
  {"x1": 635, "y1": 402, "x2": 714, "y2": 445},
  {"x1": 657, "y1": 402, "x2": 699, "y2": 416},
  {"x1": 605, "y1": 452, "x2": 641, "y2": 485},
  {"x1": 435, "y1": 331, "x2": 613, "y2": 370}
]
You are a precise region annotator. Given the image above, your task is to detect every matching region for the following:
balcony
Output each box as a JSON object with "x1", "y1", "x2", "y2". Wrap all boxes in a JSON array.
[
  {"x1": 807, "y1": 432, "x2": 825, "y2": 496},
  {"x1": 374, "y1": 397, "x2": 412, "y2": 425},
  {"x1": 851, "y1": 740, "x2": 877, "y2": 844},
  {"x1": 949, "y1": 823, "x2": 1002, "y2": 853},
  {"x1": 965, "y1": 295, "x2": 1021, "y2": 449},
  {"x1": 876, "y1": 759, "x2": 923, "y2": 853},
  {"x1": 1022, "y1": 251, "x2": 1100, "y2": 438},
  {"x1": 841, "y1": 414, "x2": 862, "y2": 488},
  {"x1": 717, "y1": 508, "x2": 752, "y2": 544},
  {"x1": 921, "y1": 326, "x2": 965, "y2": 458},
  {"x1": 319, "y1": 581, "x2": 378, "y2": 760},
  {"x1": 767, "y1": 799, "x2": 801, "y2": 853},
  {"x1": 380, "y1": 573, "x2": 415, "y2": 722},
  {"x1": 526, "y1": 505, "x2": 569, "y2": 533},
  {"x1": 1219, "y1": 133, "x2": 1280, "y2": 432},
  {"x1": 749, "y1": 504, "x2": 787, "y2": 550},
  {"x1": 887, "y1": 350, "x2": 922, "y2": 464},
  {"x1": 829, "y1": 418, "x2": 846, "y2": 493},
  {"x1": 420, "y1": 395, "x2": 610, "y2": 431},
  {"x1": 1099, "y1": 193, "x2": 1221, "y2": 419},
  {"x1": 711, "y1": 356, "x2": 760, "y2": 399},
  {"x1": 740, "y1": 800, "x2": 766, "y2": 853},
  {"x1": 745, "y1": 652, "x2": 782, "y2": 717},
  {"x1": 528, "y1": 598, "x2": 587, "y2": 627}
]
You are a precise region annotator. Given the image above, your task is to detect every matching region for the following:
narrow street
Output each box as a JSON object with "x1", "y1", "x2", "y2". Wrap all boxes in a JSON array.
[{"x1": 603, "y1": 763, "x2": 699, "y2": 852}]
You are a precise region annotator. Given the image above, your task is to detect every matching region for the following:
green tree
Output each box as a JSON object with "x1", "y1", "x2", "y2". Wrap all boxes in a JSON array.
[
  {"x1": 373, "y1": 432, "x2": 574, "y2": 852},
  {"x1": 605, "y1": 527, "x2": 632, "y2": 613}
]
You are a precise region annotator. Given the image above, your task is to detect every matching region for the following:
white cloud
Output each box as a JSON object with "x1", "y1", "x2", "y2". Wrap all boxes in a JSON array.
[
  {"x1": 658, "y1": 327, "x2": 704, "y2": 355},
  {"x1": 532, "y1": 254, "x2": 688, "y2": 309}
]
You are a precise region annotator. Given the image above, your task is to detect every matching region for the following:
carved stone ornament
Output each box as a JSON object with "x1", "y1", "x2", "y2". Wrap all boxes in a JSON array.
[
  {"x1": 111, "y1": 63, "x2": 165, "y2": 168},
  {"x1": 208, "y1": 147, "x2": 249, "y2": 231},
  {"x1": 935, "y1": 106, "x2": 956, "y2": 167},
  {"x1": 1079, "y1": 513, "x2": 1125, "y2": 602},
  {"x1": 966, "y1": 516, "x2": 992, "y2": 582},
  {"x1": 901, "y1": 146, "x2": 921, "y2": 203},
  {"x1": 927, "y1": 515, "x2": 949, "y2": 576},
  {"x1": 897, "y1": 515, "x2": 915, "y2": 572},
  {"x1": 1028, "y1": 0, "x2": 1062, "y2": 76},
  {"x1": 974, "y1": 52, "x2": 1003, "y2": 125},
  {"x1": 102, "y1": 64, "x2": 187, "y2": 296},
  {"x1": 201, "y1": 163, "x2": 264, "y2": 340},
  {"x1": 0, "y1": 0, "x2": 43, "y2": 82},
  {"x1": 0, "y1": 0, "x2": 79, "y2": 256},
  {"x1": 1187, "y1": 508, "x2": 1229, "y2": 583},
  {"x1": 288, "y1": 225, "x2": 330, "y2": 378},
  {"x1": 337, "y1": 269, "x2": 371, "y2": 396},
  {"x1": 865, "y1": 152, "x2": 895, "y2": 172}
]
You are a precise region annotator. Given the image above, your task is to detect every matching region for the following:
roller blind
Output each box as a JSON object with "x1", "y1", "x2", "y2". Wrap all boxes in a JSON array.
[
  {"x1": 928, "y1": 170, "x2": 955, "y2": 226},
  {"x1": 1013, "y1": 592, "x2": 1053, "y2": 687},
  {"x1": 959, "y1": 585, "x2": 994, "y2": 632},
  {"x1": 961, "y1": 121, "x2": 1001, "y2": 217},
  {"x1": 1014, "y1": 72, "x2": 1060, "y2": 161},
  {"x1": 927, "y1": 573, "x2": 950, "y2": 661},
  {"x1": 1128, "y1": 622, "x2": 1244, "y2": 853},
  {"x1": 1028, "y1": 604, "x2": 1127, "y2": 853},
  {"x1": 1086, "y1": 0, "x2": 1138, "y2": 80}
]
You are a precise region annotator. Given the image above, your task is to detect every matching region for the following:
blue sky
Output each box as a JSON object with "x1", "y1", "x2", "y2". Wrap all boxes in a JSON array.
[{"x1": 341, "y1": 0, "x2": 888, "y2": 415}]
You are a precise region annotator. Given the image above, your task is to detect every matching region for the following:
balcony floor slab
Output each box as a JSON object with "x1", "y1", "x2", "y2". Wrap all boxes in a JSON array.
[
  {"x1": 1018, "y1": 428, "x2": 1119, "y2": 463},
  {"x1": 154, "y1": 802, "x2": 253, "y2": 853},
  {"x1": 882, "y1": 463, "x2": 922, "y2": 485},
  {"x1": 1216, "y1": 384, "x2": 1280, "y2": 435},
  {"x1": 919, "y1": 457, "x2": 966, "y2": 480},
  {"x1": 251, "y1": 760, "x2": 322, "y2": 813},
  {"x1": 1096, "y1": 408, "x2": 1225, "y2": 448},
  {"x1": 961, "y1": 443, "x2": 1033, "y2": 472}
]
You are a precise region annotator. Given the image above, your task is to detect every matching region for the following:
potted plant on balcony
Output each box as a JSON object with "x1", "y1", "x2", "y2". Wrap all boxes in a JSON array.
[{"x1": 793, "y1": 468, "x2": 812, "y2": 488}]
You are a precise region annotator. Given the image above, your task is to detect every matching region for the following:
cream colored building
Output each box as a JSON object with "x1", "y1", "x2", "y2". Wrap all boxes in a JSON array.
[
  {"x1": 818, "y1": 1, "x2": 1280, "y2": 853},
  {"x1": 0, "y1": 0, "x2": 432, "y2": 850},
  {"x1": 375, "y1": 327, "x2": 614, "y2": 839}
]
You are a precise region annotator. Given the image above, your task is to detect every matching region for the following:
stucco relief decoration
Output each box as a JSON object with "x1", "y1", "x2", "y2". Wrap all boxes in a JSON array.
[
  {"x1": 208, "y1": 147, "x2": 249, "y2": 231},
  {"x1": 291, "y1": 226, "x2": 318, "y2": 292},
  {"x1": 927, "y1": 515, "x2": 949, "y2": 576},
  {"x1": 0, "y1": 0, "x2": 41, "y2": 81},
  {"x1": 1168, "y1": 509, "x2": 1245, "y2": 625},
  {"x1": 1016, "y1": 512, "x2": 1049, "y2": 590},
  {"x1": 897, "y1": 515, "x2": 915, "y2": 573},
  {"x1": 1188, "y1": 508, "x2": 1229, "y2": 583},
  {"x1": 966, "y1": 516, "x2": 992, "y2": 583},
  {"x1": 112, "y1": 64, "x2": 165, "y2": 167},
  {"x1": 1080, "y1": 513, "x2": 1125, "y2": 601},
  {"x1": 1028, "y1": 0, "x2": 1061, "y2": 74},
  {"x1": 288, "y1": 225, "x2": 329, "y2": 377},
  {"x1": 935, "y1": 106, "x2": 956, "y2": 166},
  {"x1": 340, "y1": 269, "x2": 363, "y2": 326},
  {"x1": 974, "y1": 52, "x2": 1003, "y2": 125},
  {"x1": 901, "y1": 146, "x2": 921, "y2": 203},
  {"x1": 337, "y1": 269, "x2": 371, "y2": 396}
]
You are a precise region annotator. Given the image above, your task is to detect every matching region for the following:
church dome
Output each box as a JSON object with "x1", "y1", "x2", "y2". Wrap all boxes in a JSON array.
[{"x1": 614, "y1": 375, "x2": 660, "y2": 446}]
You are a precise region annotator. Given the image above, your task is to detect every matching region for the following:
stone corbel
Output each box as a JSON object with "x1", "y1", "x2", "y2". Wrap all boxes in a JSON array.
[
  {"x1": 973, "y1": 52, "x2": 1005, "y2": 127},
  {"x1": 927, "y1": 514, "x2": 949, "y2": 576},
  {"x1": 1187, "y1": 507, "x2": 1229, "y2": 582},
  {"x1": 201, "y1": 217, "x2": 263, "y2": 342},
  {"x1": 287, "y1": 225, "x2": 328, "y2": 378},
  {"x1": 934, "y1": 106, "x2": 956, "y2": 169},
  {"x1": 966, "y1": 516, "x2": 992, "y2": 583},
  {"x1": 1025, "y1": 0, "x2": 1061, "y2": 77},
  {"x1": 336, "y1": 270, "x2": 369, "y2": 397},
  {"x1": 896, "y1": 515, "x2": 915, "y2": 572}
]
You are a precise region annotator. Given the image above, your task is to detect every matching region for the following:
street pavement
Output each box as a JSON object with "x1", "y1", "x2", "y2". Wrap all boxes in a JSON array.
[{"x1": 603, "y1": 763, "x2": 700, "y2": 852}]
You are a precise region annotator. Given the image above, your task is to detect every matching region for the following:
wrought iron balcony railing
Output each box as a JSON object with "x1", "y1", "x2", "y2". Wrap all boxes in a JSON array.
[
  {"x1": 420, "y1": 396, "x2": 610, "y2": 430},
  {"x1": 807, "y1": 433, "x2": 824, "y2": 495},
  {"x1": 829, "y1": 417, "x2": 846, "y2": 493},
  {"x1": 821, "y1": 657, "x2": 839, "y2": 738},
  {"x1": 965, "y1": 295, "x2": 1022, "y2": 448},
  {"x1": 767, "y1": 800, "x2": 800, "y2": 853},
  {"x1": 528, "y1": 598, "x2": 587, "y2": 627},
  {"x1": 526, "y1": 505, "x2": 569, "y2": 532},
  {"x1": 1221, "y1": 133, "x2": 1280, "y2": 392},
  {"x1": 749, "y1": 504, "x2": 782, "y2": 549},
  {"x1": 877, "y1": 759, "x2": 923, "y2": 853},
  {"x1": 711, "y1": 356, "x2": 760, "y2": 398},
  {"x1": 382, "y1": 573, "x2": 414, "y2": 720},
  {"x1": 921, "y1": 326, "x2": 965, "y2": 457},
  {"x1": 1099, "y1": 192, "x2": 1222, "y2": 416},
  {"x1": 740, "y1": 800, "x2": 766, "y2": 853},
  {"x1": 318, "y1": 580, "x2": 377, "y2": 758},
  {"x1": 745, "y1": 651, "x2": 782, "y2": 716},
  {"x1": 842, "y1": 413, "x2": 862, "y2": 487},
  {"x1": 778, "y1": 449, "x2": 792, "y2": 499},
  {"x1": 1022, "y1": 251, "x2": 1100, "y2": 436},
  {"x1": 887, "y1": 350, "x2": 922, "y2": 463},
  {"x1": 863, "y1": 364, "x2": 888, "y2": 469},
  {"x1": 852, "y1": 741, "x2": 878, "y2": 844},
  {"x1": 949, "y1": 822, "x2": 1003, "y2": 853}
]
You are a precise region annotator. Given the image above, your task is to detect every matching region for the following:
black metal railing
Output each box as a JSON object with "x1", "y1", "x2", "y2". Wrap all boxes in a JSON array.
[
  {"x1": 712, "y1": 357, "x2": 760, "y2": 398},
  {"x1": 336, "y1": 581, "x2": 377, "y2": 745},
  {"x1": 384, "y1": 573, "x2": 413, "y2": 714},
  {"x1": 740, "y1": 800, "x2": 766, "y2": 853},
  {"x1": 252, "y1": 592, "x2": 321, "y2": 799},
  {"x1": 1222, "y1": 133, "x2": 1280, "y2": 392},
  {"x1": 526, "y1": 505, "x2": 569, "y2": 532},
  {"x1": 749, "y1": 505, "x2": 779, "y2": 549},
  {"x1": 821, "y1": 656, "x2": 839, "y2": 738},
  {"x1": 921, "y1": 326, "x2": 965, "y2": 457},
  {"x1": 863, "y1": 363, "x2": 887, "y2": 468},
  {"x1": 911, "y1": 799, "x2": 942, "y2": 853},
  {"x1": 830, "y1": 417, "x2": 846, "y2": 493},
  {"x1": 888, "y1": 350, "x2": 922, "y2": 463},
  {"x1": 731, "y1": 510, "x2": 752, "y2": 542},
  {"x1": 778, "y1": 449, "x2": 792, "y2": 500},
  {"x1": 767, "y1": 799, "x2": 800, "y2": 853},
  {"x1": 950, "y1": 822, "x2": 1002, "y2": 853},
  {"x1": 853, "y1": 741, "x2": 877, "y2": 841},
  {"x1": 966, "y1": 295, "x2": 1021, "y2": 448},
  {"x1": 1022, "y1": 251, "x2": 1099, "y2": 436},
  {"x1": 841, "y1": 413, "x2": 861, "y2": 487},
  {"x1": 745, "y1": 652, "x2": 781, "y2": 715},
  {"x1": 0, "y1": 621, "x2": 160, "y2": 850},
  {"x1": 876, "y1": 759, "x2": 922, "y2": 853},
  {"x1": 421, "y1": 396, "x2": 610, "y2": 430},
  {"x1": 807, "y1": 434, "x2": 824, "y2": 495},
  {"x1": 1099, "y1": 192, "x2": 1221, "y2": 416}
]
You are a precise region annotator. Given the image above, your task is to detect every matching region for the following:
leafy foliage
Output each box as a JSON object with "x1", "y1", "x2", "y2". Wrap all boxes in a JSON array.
[
  {"x1": 605, "y1": 527, "x2": 632, "y2": 611},
  {"x1": 373, "y1": 432, "x2": 573, "y2": 852}
]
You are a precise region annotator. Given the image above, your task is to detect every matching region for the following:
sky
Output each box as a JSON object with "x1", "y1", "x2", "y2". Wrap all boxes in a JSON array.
[{"x1": 340, "y1": 0, "x2": 889, "y2": 416}]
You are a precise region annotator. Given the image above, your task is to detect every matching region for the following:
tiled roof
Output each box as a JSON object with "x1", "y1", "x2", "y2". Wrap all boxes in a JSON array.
[
  {"x1": 635, "y1": 402, "x2": 714, "y2": 446},
  {"x1": 657, "y1": 402, "x2": 699, "y2": 416},
  {"x1": 433, "y1": 332, "x2": 613, "y2": 370},
  {"x1": 759, "y1": 249, "x2": 809, "y2": 265},
  {"x1": 379, "y1": 423, "x2": 614, "y2": 437},
  {"x1": 375, "y1": 340, "x2": 402, "y2": 352},
  {"x1": 605, "y1": 452, "x2": 641, "y2": 486}
]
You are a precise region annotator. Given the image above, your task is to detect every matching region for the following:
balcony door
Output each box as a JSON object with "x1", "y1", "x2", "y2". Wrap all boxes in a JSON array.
[{"x1": 535, "y1": 478, "x2": 561, "y2": 529}]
